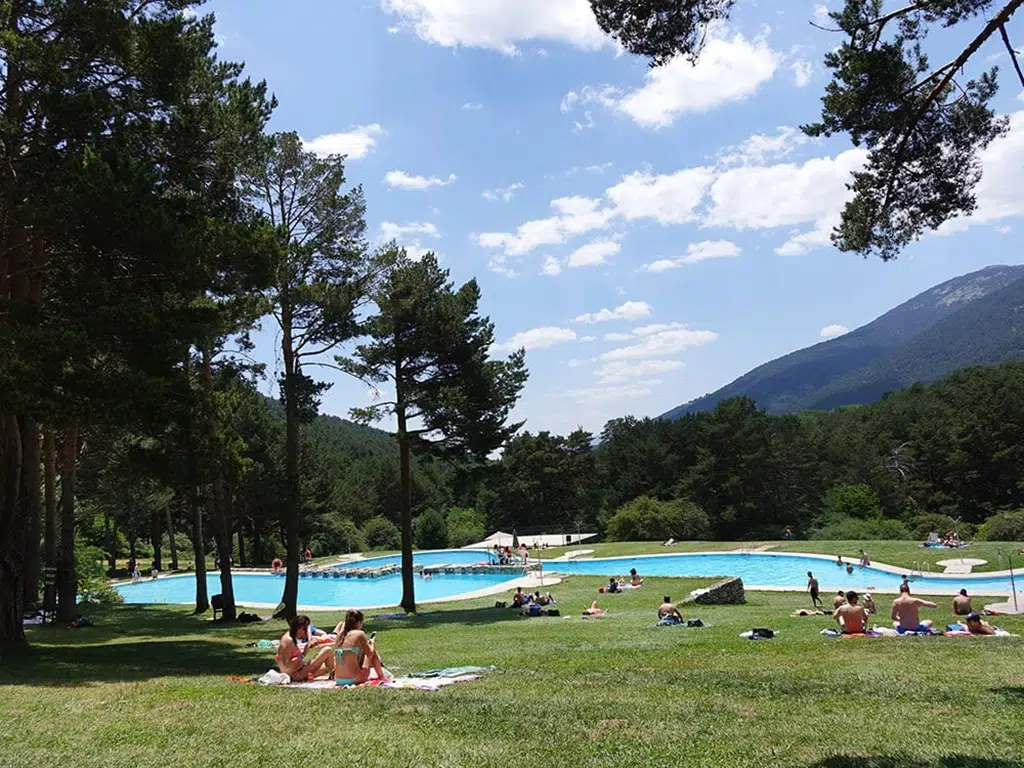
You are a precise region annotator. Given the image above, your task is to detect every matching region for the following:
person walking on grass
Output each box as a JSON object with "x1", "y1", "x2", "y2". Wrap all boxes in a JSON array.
[{"x1": 807, "y1": 572, "x2": 821, "y2": 608}]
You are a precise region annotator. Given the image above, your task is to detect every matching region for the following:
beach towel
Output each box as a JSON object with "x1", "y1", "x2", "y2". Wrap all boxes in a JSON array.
[
  {"x1": 253, "y1": 667, "x2": 492, "y2": 690},
  {"x1": 945, "y1": 624, "x2": 1018, "y2": 637},
  {"x1": 820, "y1": 629, "x2": 881, "y2": 638},
  {"x1": 792, "y1": 610, "x2": 828, "y2": 617}
]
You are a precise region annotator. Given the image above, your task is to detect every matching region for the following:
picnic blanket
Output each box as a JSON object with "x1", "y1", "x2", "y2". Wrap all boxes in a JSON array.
[
  {"x1": 820, "y1": 629, "x2": 882, "y2": 638},
  {"x1": 254, "y1": 666, "x2": 495, "y2": 690}
]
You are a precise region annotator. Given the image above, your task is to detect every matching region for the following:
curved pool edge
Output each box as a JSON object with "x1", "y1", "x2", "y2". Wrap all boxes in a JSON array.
[
  {"x1": 540, "y1": 549, "x2": 1023, "y2": 580},
  {"x1": 110, "y1": 571, "x2": 561, "y2": 613}
]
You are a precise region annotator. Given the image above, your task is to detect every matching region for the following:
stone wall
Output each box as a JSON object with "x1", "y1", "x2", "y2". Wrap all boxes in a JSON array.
[{"x1": 683, "y1": 577, "x2": 746, "y2": 605}]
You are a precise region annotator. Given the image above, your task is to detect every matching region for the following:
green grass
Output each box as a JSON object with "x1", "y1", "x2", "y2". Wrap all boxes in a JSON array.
[
  {"x1": 3, "y1": 576, "x2": 1024, "y2": 767},
  {"x1": 537, "y1": 540, "x2": 1024, "y2": 574}
]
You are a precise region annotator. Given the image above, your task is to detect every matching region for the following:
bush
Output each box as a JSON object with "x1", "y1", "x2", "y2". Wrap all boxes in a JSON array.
[
  {"x1": 978, "y1": 510, "x2": 1024, "y2": 541},
  {"x1": 414, "y1": 508, "x2": 449, "y2": 550},
  {"x1": 808, "y1": 516, "x2": 909, "y2": 541},
  {"x1": 161, "y1": 532, "x2": 193, "y2": 558},
  {"x1": 75, "y1": 542, "x2": 123, "y2": 605},
  {"x1": 310, "y1": 516, "x2": 365, "y2": 557},
  {"x1": 825, "y1": 484, "x2": 882, "y2": 520},
  {"x1": 907, "y1": 513, "x2": 976, "y2": 541},
  {"x1": 604, "y1": 496, "x2": 711, "y2": 542},
  {"x1": 362, "y1": 516, "x2": 401, "y2": 551},
  {"x1": 446, "y1": 507, "x2": 486, "y2": 548}
]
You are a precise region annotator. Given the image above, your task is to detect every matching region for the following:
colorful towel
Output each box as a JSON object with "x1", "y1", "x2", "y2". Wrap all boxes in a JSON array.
[
  {"x1": 254, "y1": 667, "x2": 492, "y2": 691},
  {"x1": 821, "y1": 629, "x2": 881, "y2": 638}
]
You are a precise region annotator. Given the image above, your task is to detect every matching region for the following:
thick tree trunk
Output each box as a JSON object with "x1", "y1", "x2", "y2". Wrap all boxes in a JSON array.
[
  {"x1": 56, "y1": 427, "x2": 78, "y2": 621},
  {"x1": 43, "y1": 429, "x2": 57, "y2": 570},
  {"x1": 236, "y1": 510, "x2": 246, "y2": 568},
  {"x1": 396, "y1": 398, "x2": 416, "y2": 614},
  {"x1": 0, "y1": 414, "x2": 26, "y2": 649},
  {"x1": 275, "y1": 302, "x2": 300, "y2": 620},
  {"x1": 20, "y1": 417, "x2": 41, "y2": 611},
  {"x1": 150, "y1": 509, "x2": 162, "y2": 572},
  {"x1": 202, "y1": 345, "x2": 235, "y2": 620},
  {"x1": 189, "y1": 484, "x2": 209, "y2": 612},
  {"x1": 166, "y1": 504, "x2": 178, "y2": 570}
]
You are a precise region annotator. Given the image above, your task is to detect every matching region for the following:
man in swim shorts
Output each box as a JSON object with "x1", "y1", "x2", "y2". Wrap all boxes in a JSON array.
[
  {"x1": 891, "y1": 583, "x2": 936, "y2": 632},
  {"x1": 807, "y1": 572, "x2": 821, "y2": 608},
  {"x1": 953, "y1": 589, "x2": 973, "y2": 616},
  {"x1": 658, "y1": 596, "x2": 683, "y2": 623},
  {"x1": 834, "y1": 591, "x2": 869, "y2": 634}
]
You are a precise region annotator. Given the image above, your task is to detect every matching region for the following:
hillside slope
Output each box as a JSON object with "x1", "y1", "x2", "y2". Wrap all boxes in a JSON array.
[{"x1": 662, "y1": 264, "x2": 1024, "y2": 417}]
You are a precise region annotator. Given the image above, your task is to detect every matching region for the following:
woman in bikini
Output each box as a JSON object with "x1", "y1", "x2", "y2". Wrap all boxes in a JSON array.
[
  {"x1": 332, "y1": 609, "x2": 385, "y2": 687},
  {"x1": 276, "y1": 615, "x2": 336, "y2": 682}
]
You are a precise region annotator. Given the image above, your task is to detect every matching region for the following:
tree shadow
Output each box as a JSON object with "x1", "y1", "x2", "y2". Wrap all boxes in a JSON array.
[
  {"x1": 990, "y1": 686, "x2": 1024, "y2": 702},
  {"x1": 807, "y1": 757, "x2": 1023, "y2": 768},
  {"x1": 368, "y1": 605, "x2": 549, "y2": 629}
]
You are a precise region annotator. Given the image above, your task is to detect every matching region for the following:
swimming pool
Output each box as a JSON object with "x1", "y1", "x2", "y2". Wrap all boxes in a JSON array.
[
  {"x1": 332, "y1": 549, "x2": 497, "y2": 570},
  {"x1": 116, "y1": 549, "x2": 514, "y2": 608},
  {"x1": 542, "y1": 552, "x2": 1021, "y2": 595}
]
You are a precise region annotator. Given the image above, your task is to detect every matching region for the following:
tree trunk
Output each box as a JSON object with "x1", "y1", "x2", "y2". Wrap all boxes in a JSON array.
[
  {"x1": 150, "y1": 509, "x2": 162, "y2": 572},
  {"x1": 56, "y1": 427, "x2": 78, "y2": 621},
  {"x1": 202, "y1": 345, "x2": 235, "y2": 620},
  {"x1": 189, "y1": 484, "x2": 208, "y2": 612},
  {"x1": 105, "y1": 513, "x2": 117, "y2": 572},
  {"x1": 236, "y1": 512, "x2": 246, "y2": 568},
  {"x1": 252, "y1": 525, "x2": 262, "y2": 569},
  {"x1": 43, "y1": 429, "x2": 57, "y2": 570},
  {"x1": 396, "y1": 396, "x2": 416, "y2": 614},
  {"x1": 20, "y1": 417, "x2": 41, "y2": 611},
  {"x1": 0, "y1": 414, "x2": 26, "y2": 649},
  {"x1": 166, "y1": 504, "x2": 179, "y2": 570},
  {"x1": 275, "y1": 300, "x2": 301, "y2": 620}
]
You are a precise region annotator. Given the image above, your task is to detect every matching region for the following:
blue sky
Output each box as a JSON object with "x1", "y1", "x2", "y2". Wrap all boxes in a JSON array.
[{"x1": 206, "y1": 0, "x2": 1024, "y2": 436}]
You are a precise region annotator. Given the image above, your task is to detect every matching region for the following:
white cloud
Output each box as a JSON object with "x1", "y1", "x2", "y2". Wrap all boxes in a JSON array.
[
  {"x1": 575, "y1": 300, "x2": 651, "y2": 324},
  {"x1": 483, "y1": 182, "x2": 524, "y2": 202},
  {"x1": 936, "y1": 111, "x2": 1024, "y2": 234},
  {"x1": 492, "y1": 326, "x2": 577, "y2": 352},
  {"x1": 475, "y1": 195, "x2": 613, "y2": 256},
  {"x1": 790, "y1": 59, "x2": 813, "y2": 87},
  {"x1": 607, "y1": 167, "x2": 716, "y2": 225},
  {"x1": 488, "y1": 259, "x2": 518, "y2": 278},
  {"x1": 568, "y1": 238, "x2": 621, "y2": 268},
  {"x1": 601, "y1": 326, "x2": 718, "y2": 360},
  {"x1": 997, "y1": 225, "x2": 1012, "y2": 234},
  {"x1": 820, "y1": 324, "x2": 849, "y2": 338},
  {"x1": 380, "y1": 221, "x2": 439, "y2": 240},
  {"x1": 404, "y1": 244, "x2": 433, "y2": 261},
  {"x1": 595, "y1": 359, "x2": 684, "y2": 382},
  {"x1": 462, "y1": 101, "x2": 483, "y2": 110},
  {"x1": 615, "y1": 33, "x2": 778, "y2": 128},
  {"x1": 381, "y1": 0, "x2": 608, "y2": 55},
  {"x1": 541, "y1": 255, "x2": 562, "y2": 276},
  {"x1": 718, "y1": 126, "x2": 813, "y2": 166},
  {"x1": 776, "y1": 218, "x2": 836, "y2": 256},
  {"x1": 384, "y1": 170, "x2": 457, "y2": 190},
  {"x1": 566, "y1": 383, "x2": 659, "y2": 402},
  {"x1": 706, "y1": 148, "x2": 867, "y2": 230},
  {"x1": 303, "y1": 125, "x2": 384, "y2": 159},
  {"x1": 603, "y1": 332, "x2": 633, "y2": 342},
  {"x1": 642, "y1": 240, "x2": 741, "y2": 272},
  {"x1": 813, "y1": 4, "x2": 831, "y2": 25}
]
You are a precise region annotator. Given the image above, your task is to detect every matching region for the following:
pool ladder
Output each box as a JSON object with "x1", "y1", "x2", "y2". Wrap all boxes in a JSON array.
[{"x1": 910, "y1": 561, "x2": 932, "y2": 578}]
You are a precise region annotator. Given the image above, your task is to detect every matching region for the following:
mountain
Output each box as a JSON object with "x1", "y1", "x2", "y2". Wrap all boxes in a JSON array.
[{"x1": 662, "y1": 264, "x2": 1024, "y2": 418}]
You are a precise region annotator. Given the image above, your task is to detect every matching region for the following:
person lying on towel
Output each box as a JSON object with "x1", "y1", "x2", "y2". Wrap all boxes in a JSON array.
[
  {"x1": 964, "y1": 612, "x2": 997, "y2": 635},
  {"x1": 833, "y1": 591, "x2": 869, "y2": 635},
  {"x1": 891, "y1": 584, "x2": 936, "y2": 632}
]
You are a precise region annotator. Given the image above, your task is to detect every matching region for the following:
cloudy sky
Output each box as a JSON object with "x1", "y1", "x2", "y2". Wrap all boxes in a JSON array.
[{"x1": 207, "y1": 0, "x2": 1024, "y2": 436}]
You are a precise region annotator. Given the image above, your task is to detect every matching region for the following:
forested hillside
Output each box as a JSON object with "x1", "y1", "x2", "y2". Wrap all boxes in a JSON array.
[{"x1": 664, "y1": 265, "x2": 1024, "y2": 417}]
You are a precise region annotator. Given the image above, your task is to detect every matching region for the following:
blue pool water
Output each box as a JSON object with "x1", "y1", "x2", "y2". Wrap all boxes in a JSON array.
[
  {"x1": 543, "y1": 552, "x2": 1019, "y2": 594},
  {"x1": 116, "y1": 549, "x2": 512, "y2": 608}
]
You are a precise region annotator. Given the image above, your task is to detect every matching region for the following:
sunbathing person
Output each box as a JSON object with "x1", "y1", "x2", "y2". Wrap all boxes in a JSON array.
[
  {"x1": 964, "y1": 612, "x2": 996, "y2": 635},
  {"x1": 953, "y1": 589, "x2": 973, "y2": 616},
  {"x1": 862, "y1": 593, "x2": 877, "y2": 615},
  {"x1": 512, "y1": 587, "x2": 528, "y2": 607},
  {"x1": 332, "y1": 609, "x2": 385, "y2": 686},
  {"x1": 606, "y1": 577, "x2": 621, "y2": 594},
  {"x1": 630, "y1": 568, "x2": 644, "y2": 586},
  {"x1": 276, "y1": 615, "x2": 336, "y2": 682},
  {"x1": 582, "y1": 601, "x2": 607, "y2": 616},
  {"x1": 833, "y1": 591, "x2": 870, "y2": 634},
  {"x1": 891, "y1": 583, "x2": 936, "y2": 632},
  {"x1": 658, "y1": 596, "x2": 683, "y2": 623},
  {"x1": 832, "y1": 590, "x2": 847, "y2": 609}
]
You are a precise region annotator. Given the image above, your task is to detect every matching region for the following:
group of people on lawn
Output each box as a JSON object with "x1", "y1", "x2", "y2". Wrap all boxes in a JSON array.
[
  {"x1": 275, "y1": 610, "x2": 386, "y2": 685},
  {"x1": 808, "y1": 569, "x2": 995, "y2": 635}
]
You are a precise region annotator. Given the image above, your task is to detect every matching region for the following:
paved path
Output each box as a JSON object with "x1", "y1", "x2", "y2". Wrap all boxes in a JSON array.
[{"x1": 936, "y1": 557, "x2": 987, "y2": 574}]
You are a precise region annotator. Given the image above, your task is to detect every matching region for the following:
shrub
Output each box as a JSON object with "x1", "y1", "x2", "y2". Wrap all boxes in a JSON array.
[
  {"x1": 808, "y1": 516, "x2": 909, "y2": 541},
  {"x1": 604, "y1": 496, "x2": 710, "y2": 542},
  {"x1": 75, "y1": 542, "x2": 124, "y2": 605},
  {"x1": 310, "y1": 516, "x2": 365, "y2": 557},
  {"x1": 978, "y1": 510, "x2": 1024, "y2": 541},
  {"x1": 907, "y1": 513, "x2": 975, "y2": 541},
  {"x1": 825, "y1": 484, "x2": 882, "y2": 520},
  {"x1": 362, "y1": 516, "x2": 401, "y2": 551},
  {"x1": 446, "y1": 507, "x2": 486, "y2": 548},
  {"x1": 414, "y1": 508, "x2": 449, "y2": 550}
]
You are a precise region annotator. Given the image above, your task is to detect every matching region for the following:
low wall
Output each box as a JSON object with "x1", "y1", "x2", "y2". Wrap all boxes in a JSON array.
[{"x1": 684, "y1": 577, "x2": 746, "y2": 605}]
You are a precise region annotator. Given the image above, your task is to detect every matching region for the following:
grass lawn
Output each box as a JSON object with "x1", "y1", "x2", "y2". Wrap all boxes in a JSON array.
[
  {"x1": 537, "y1": 540, "x2": 1024, "y2": 574},
  {"x1": 3, "y1": 576, "x2": 1024, "y2": 767}
]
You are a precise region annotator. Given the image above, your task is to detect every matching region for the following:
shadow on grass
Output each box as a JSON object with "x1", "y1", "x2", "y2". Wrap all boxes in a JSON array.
[
  {"x1": 809, "y1": 758, "x2": 1023, "y2": 767},
  {"x1": 990, "y1": 686, "x2": 1024, "y2": 702},
  {"x1": 370, "y1": 605, "x2": 543, "y2": 629},
  {"x1": 0, "y1": 638, "x2": 249, "y2": 687}
]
